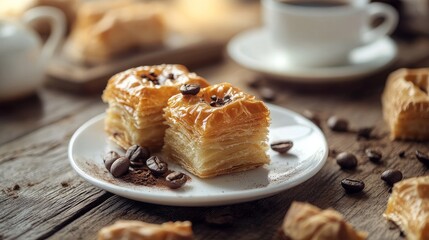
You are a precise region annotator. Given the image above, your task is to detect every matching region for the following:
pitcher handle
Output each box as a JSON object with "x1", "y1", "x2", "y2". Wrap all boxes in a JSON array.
[{"x1": 22, "y1": 7, "x2": 66, "y2": 69}]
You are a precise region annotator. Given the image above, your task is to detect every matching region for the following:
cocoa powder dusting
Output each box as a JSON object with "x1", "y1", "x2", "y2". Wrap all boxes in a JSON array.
[{"x1": 121, "y1": 168, "x2": 157, "y2": 186}]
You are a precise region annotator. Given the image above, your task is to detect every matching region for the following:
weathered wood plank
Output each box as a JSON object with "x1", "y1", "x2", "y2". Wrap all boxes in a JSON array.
[
  {"x1": 0, "y1": 87, "x2": 100, "y2": 145},
  {"x1": 0, "y1": 98, "x2": 109, "y2": 240}
]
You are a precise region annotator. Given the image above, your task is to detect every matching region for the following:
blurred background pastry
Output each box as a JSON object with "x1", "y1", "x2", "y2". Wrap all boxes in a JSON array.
[{"x1": 64, "y1": 0, "x2": 166, "y2": 64}]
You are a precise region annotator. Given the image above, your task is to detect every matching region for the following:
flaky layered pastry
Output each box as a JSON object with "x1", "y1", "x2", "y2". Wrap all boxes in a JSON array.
[
  {"x1": 98, "y1": 220, "x2": 193, "y2": 240},
  {"x1": 64, "y1": 0, "x2": 166, "y2": 64},
  {"x1": 280, "y1": 202, "x2": 367, "y2": 240},
  {"x1": 384, "y1": 176, "x2": 429, "y2": 240},
  {"x1": 102, "y1": 64, "x2": 210, "y2": 151},
  {"x1": 163, "y1": 82, "x2": 270, "y2": 178},
  {"x1": 382, "y1": 68, "x2": 429, "y2": 141}
]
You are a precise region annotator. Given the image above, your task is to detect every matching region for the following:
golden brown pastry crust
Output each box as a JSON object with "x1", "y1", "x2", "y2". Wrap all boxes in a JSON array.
[
  {"x1": 97, "y1": 220, "x2": 193, "y2": 240},
  {"x1": 384, "y1": 176, "x2": 429, "y2": 240},
  {"x1": 102, "y1": 64, "x2": 210, "y2": 151},
  {"x1": 65, "y1": 0, "x2": 165, "y2": 64},
  {"x1": 382, "y1": 68, "x2": 429, "y2": 141},
  {"x1": 281, "y1": 202, "x2": 367, "y2": 240},
  {"x1": 163, "y1": 82, "x2": 270, "y2": 178}
]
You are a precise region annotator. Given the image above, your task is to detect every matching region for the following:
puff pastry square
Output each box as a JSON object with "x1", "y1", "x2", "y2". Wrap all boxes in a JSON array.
[
  {"x1": 65, "y1": 0, "x2": 166, "y2": 64},
  {"x1": 384, "y1": 176, "x2": 429, "y2": 240},
  {"x1": 382, "y1": 68, "x2": 429, "y2": 140},
  {"x1": 163, "y1": 82, "x2": 270, "y2": 178},
  {"x1": 280, "y1": 202, "x2": 367, "y2": 240},
  {"x1": 98, "y1": 220, "x2": 193, "y2": 240},
  {"x1": 102, "y1": 64, "x2": 210, "y2": 151}
]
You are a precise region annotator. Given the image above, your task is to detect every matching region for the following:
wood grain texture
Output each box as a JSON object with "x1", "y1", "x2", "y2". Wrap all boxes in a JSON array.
[{"x1": 1, "y1": 37, "x2": 429, "y2": 240}]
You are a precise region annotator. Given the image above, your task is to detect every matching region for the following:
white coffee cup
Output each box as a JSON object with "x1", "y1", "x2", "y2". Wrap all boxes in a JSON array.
[{"x1": 262, "y1": 0, "x2": 398, "y2": 67}]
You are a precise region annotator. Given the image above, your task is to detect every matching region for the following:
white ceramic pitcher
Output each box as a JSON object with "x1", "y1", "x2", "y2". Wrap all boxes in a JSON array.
[{"x1": 0, "y1": 7, "x2": 65, "y2": 102}]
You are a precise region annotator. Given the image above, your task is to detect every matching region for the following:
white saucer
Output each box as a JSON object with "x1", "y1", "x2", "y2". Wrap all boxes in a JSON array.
[
  {"x1": 227, "y1": 28, "x2": 398, "y2": 83},
  {"x1": 68, "y1": 104, "x2": 328, "y2": 206}
]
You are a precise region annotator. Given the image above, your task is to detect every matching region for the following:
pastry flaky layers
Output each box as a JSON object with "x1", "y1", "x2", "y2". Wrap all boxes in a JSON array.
[
  {"x1": 102, "y1": 64, "x2": 210, "y2": 151},
  {"x1": 384, "y1": 176, "x2": 429, "y2": 240},
  {"x1": 98, "y1": 220, "x2": 193, "y2": 240},
  {"x1": 280, "y1": 202, "x2": 368, "y2": 240},
  {"x1": 382, "y1": 68, "x2": 429, "y2": 140},
  {"x1": 163, "y1": 82, "x2": 270, "y2": 178}
]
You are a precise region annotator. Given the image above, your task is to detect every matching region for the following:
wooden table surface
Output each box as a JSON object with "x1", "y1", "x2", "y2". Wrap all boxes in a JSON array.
[{"x1": 1, "y1": 36, "x2": 429, "y2": 240}]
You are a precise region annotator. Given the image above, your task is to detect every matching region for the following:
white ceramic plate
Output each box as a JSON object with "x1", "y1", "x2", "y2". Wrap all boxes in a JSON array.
[
  {"x1": 227, "y1": 28, "x2": 397, "y2": 83},
  {"x1": 68, "y1": 104, "x2": 328, "y2": 206}
]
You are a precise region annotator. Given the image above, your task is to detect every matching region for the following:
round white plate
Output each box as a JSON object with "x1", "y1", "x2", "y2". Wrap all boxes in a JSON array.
[
  {"x1": 227, "y1": 28, "x2": 397, "y2": 83},
  {"x1": 68, "y1": 104, "x2": 328, "y2": 206}
]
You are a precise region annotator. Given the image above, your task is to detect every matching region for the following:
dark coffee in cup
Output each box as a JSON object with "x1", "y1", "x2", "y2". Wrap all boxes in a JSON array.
[{"x1": 279, "y1": 0, "x2": 348, "y2": 7}]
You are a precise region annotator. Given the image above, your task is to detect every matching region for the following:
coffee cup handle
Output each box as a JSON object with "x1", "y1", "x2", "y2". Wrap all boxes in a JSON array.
[
  {"x1": 363, "y1": 3, "x2": 398, "y2": 45},
  {"x1": 22, "y1": 7, "x2": 66, "y2": 69}
]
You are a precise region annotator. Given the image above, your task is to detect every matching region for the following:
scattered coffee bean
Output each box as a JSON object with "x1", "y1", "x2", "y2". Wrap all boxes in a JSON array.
[
  {"x1": 398, "y1": 151, "x2": 406, "y2": 158},
  {"x1": 210, "y1": 101, "x2": 217, "y2": 107},
  {"x1": 415, "y1": 150, "x2": 429, "y2": 165},
  {"x1": 104, "y1": 151, "x2": 120, "y2": 171},
  {"x1": 110, "y1": 157, "x2": 130, "y2": 177},
  {"x1": 365, "y1": 148, "x2": 382, "y2": 163},
  {"x1": 303, "y1": 110, "x2": 321, "y2": 127},
  {"x1": 336, "y1": 152, "x2": 357, "y2": 170},
  {"x1": 211, "y1": 95, "x2": 217, "y2": 101},
  {"x1": 341, "y1": 178, "x2": 365, "y2": 193},
  {"x1": 327, "y1": 116, "x2": 349, "y2": 132},
  {"x1": 381, "y1": 169, "x2": 403, "y2": 186},
  {"x1": 180, "y1": 84, "x2": 200, "y2": 95},
  {"x1": 13, "y1": 184, "x2": 20, "y2": 191},
  {"x1": 248, "y1": 78, "x2": 262, "y2": 89},
  {"x1": 270, "y1": 141, "x2": 293, "y2": 154},
  {"x1": 259, "y1": 87, "x2": 276, "y2": 102},
  {"x1": 126, "y1": 145, "x2": 150, "y2": 167},
  {"x1": 165, "y1": 171, "x2": 187, "y2": 189},
  {"x1": 357, "y1": 127, "x2": 373, "y2": 140},
  {"x1": 146, "y1": 156, "x2": 168, "y2": 175}
]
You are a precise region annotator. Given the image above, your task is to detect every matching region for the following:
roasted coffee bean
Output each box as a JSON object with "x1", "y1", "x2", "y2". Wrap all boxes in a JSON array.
[
  {"x1": 210, "y1": 95, "x2": 218, "y2": 101},
  {"x1": 415, "y1": 150, "x2": 429, "y2": 165},
  {"x1": 165, "y1": 171, "x2": 187, "y2": 189},
  {"x1": 270, "y1": 141, "x2": 293, "y2": 154},
  {"x1": 180, "y1": 84, "x2": 200, "y2": 95},
  {"x1": 327, "y1": 116, "x2": 349, "y2": 132},
  {"x1": 259, "y1": 87, "x2": 276, "y2": 102},
  {"x1": 104, "y1": 151, "x2": 120, "y2": 171},
  {"x1": 398, "y1": 151, "x2": 406, "y2": 158},
  {"x1": 303, "y1": 110, "x2": 321, "y2": 127},
  {"x1": 357, "y1": 127, "x2": 373, "y2": 140},
  {"x1": 341, "y1": 178, "x2": 365, "y2": 193},
  {"x1": 126, "y1": 145, "x2": 150, "y2": 167},
  {"x1": 149, "y1": 71, "x2": 157, "y2": 77},
  {"x1": 224, "y1": 95, "x2": 231, "y2": 101},
  {"x1": 381, "y1": 169, "x2": 403, "y2": 186},
  {"x1": 365, "y1": 148, "x2": 382, "y2": 163},
  {"x1": 167, "y1": 73, "x2": 174, "y2": 79},
  {"x1": 336, "y1": 152, "x2": 357, "y2": 170},
  {"x1": 146, "y1": 156, "x2": 168, "y2": 175},
  {"x1": 210, "y1": 101, "x2": 217, "y2": 107},
  {"x1": 110, "y1": 157, "x2": 130, "y2": 177}
]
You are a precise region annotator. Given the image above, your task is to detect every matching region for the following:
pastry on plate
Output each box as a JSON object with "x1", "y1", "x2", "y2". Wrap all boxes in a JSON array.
[
  {"x1": 382, "y1": 68, "x2": 429, "y2": 141},
  {"x1": 163, "y1": 82, "x2": 270, "y2": 178},
  {"x1": 102, "y1": 64, "x2": 210, "y2": 151},
  {"x1": 384, "y1": 176, "x2": 429, "y2": 240},
  {"x1": 279, "y1": 202, "x2": 367, "y2": 240},
  {"x1": 64, "y1": 0, "x2": 166, "y2": 64},
  {"x1": 98, "y1": 220, "x2": 193, "y2": 240}
]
